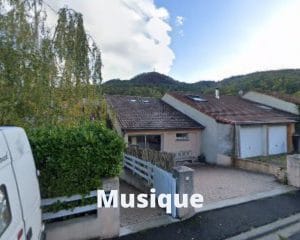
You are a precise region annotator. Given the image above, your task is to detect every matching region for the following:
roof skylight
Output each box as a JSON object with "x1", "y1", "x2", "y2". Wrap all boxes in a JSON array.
[
  {"x1": 187, "y1": 95, "x2": 208, "y2": 102},
  {"x1": 257, "y1": 105, "x2": 272, "y2": 110}
]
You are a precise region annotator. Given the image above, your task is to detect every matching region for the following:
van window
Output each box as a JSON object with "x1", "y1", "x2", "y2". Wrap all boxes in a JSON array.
[{"x1": 0, "y1": 185, "x2": 12, "y2": 237}]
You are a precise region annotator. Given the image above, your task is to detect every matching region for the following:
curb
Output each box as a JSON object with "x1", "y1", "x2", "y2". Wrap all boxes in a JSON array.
[
  {"x1": 196, "y1": 186, "x2": 296, "y2": 214},
  {"x1": 226, "y1": 213, "x2": 300, "y2": 240}
]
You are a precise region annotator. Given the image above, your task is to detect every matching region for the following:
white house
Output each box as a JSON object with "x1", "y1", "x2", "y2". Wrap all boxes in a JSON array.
[{"x1": 162, "y1": 91, "x2": 298, "y2": 165}]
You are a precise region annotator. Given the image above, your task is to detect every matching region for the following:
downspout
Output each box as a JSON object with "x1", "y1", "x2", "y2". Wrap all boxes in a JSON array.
[{"x1": 233, "y1": 123, "x2": 239, "y2": 165}]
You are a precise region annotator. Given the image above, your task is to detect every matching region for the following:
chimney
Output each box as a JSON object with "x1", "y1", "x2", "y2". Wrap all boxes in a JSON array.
[{"x1": 215, "y1": 88, "x2": 220, "y2": 99}]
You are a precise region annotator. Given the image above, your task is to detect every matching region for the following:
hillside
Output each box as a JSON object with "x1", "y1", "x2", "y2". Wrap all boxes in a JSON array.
[
  {"x1": 102, "y1": 69, "x2": 300, "y2": 97},
  {"x1": 219, "y1": 69, "x2": 300, "y2": 95}
]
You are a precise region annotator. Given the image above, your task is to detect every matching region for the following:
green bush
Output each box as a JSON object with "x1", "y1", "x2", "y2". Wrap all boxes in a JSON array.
[{"x1": 28, "y1": 122, "x2": 124, "y2": 198}]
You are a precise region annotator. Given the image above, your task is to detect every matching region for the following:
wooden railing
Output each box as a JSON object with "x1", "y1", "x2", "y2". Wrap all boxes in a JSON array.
[
  {"x1": 125, "y1": 147, "x2": 198, "y2": 169},
  {"x1": 125, "y1": 147, "x2": 175, "y2": 171}
]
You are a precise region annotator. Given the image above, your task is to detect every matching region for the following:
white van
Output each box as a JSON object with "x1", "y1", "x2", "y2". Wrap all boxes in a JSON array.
[{"x1": 0, "y1": 127, "x2": 44, "y2": 240}]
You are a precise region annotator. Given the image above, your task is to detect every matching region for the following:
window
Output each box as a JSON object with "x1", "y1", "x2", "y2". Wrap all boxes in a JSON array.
[
  {"x1": 176, "y1": 133, "x2": 189, "y2": 141},
  {"x1": 128, "y1": 135, "x2": 161, "y2": 151},
  {"x1": 146, "y1": 135, "x2": 161, "y2": 151},
  {"x1": 0, "y1": 185, "x2": 12, "y2": 237},
  {"x1": 187, "y1": 95, "x2": 208, "y2": 102}
]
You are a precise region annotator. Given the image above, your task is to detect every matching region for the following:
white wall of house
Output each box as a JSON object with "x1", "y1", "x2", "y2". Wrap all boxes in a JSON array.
[
  {"x1": 243, "y1": 91, "x2": 299, "y2": 115},
  {"x1": 162, "y1": 94, "x2": 234, "y2": 164},
  {"x1": 124, "y1": 129, "x2": 201, "y2": 156},
  {"x1": 163, "y1": 130, "x2": 201, "y2": 156}
]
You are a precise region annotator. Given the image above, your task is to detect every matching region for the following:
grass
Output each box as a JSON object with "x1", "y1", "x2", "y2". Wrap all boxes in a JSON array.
[{"x1": 249, "y1": 154, "x2": 287, "y2": 168}]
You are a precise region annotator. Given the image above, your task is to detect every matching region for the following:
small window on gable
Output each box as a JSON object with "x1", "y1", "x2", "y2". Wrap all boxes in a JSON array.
[{"x1": 176, "y1": 133, "x2": 189, "y2": 141}]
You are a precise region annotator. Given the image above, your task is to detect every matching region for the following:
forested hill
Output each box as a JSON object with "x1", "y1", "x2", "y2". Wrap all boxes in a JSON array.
[{"x1": 102, "y1": 69, "x2": 300, "y2": 97}]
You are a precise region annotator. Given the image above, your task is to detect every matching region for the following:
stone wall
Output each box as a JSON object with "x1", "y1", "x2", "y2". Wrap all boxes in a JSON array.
[
  {"x1": 233, "y1": 158, "x2": 286, "y2": 183},
  {"x1": 287, "y1": 154, "x2": 300, "y2": 187}
]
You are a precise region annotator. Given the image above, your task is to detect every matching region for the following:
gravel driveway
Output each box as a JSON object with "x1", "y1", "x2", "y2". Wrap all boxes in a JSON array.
[
  {"x1": 120, "y1": 181, "x2": 166, "y2": 227},
  {"x1": 119, "y1": 165, "x2": 285, "y2": 227},
  {"x1": 192, "y1": 165, "x2": 284, "y2": 204}
]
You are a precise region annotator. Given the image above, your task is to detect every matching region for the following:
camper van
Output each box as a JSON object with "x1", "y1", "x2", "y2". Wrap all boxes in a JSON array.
[{"x1": 0, "y1": 127, "x2": 44, "y2": 240}]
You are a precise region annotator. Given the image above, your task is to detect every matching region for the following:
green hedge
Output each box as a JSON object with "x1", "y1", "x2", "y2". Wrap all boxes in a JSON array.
[{"x1": 28, "y1": 122, "x2": 124, "y2": 198}]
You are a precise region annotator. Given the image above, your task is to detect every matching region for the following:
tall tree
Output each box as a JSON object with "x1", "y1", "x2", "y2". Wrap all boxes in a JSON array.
[{"x1": 0, "y1": 0, "x2": 103, "y2": 127}]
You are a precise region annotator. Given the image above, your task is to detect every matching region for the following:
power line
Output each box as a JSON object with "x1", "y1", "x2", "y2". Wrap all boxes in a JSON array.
[
  {"x1": 41, "y1": 0, "x2": 101, "y2": 48},
  {"x1": 41, "y1": 0, "x2": 58, "y2": 14}
]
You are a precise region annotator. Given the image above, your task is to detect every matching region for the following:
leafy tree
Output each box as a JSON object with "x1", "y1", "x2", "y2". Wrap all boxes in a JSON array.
[{"x1": 0, "y1": 0, "x2": 103, "y2": 127}]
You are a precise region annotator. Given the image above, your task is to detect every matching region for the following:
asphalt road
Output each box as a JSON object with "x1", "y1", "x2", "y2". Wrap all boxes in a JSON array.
[
  {"x1": 290, "y1": 232, "x2": 300, "y2": 240},
  {"x1": 111, "y1": 190, "x2": 300, "y2": 240}
]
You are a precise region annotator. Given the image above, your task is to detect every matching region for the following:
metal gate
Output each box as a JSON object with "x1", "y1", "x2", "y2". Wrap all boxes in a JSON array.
[{"x1": 153, "y1": 166, "x2": 177, "y2": 217}]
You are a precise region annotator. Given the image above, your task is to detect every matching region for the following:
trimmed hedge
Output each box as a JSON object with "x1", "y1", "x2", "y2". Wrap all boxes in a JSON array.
[{"x1": 28, "y1": 122, "x2": 124, "y2": 198}]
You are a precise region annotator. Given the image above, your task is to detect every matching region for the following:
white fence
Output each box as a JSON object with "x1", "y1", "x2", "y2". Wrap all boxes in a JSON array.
[
  {"x1": 44, "y1": 177, "x2": 120, "y2": 240},
  {"x1": 124, "y1": 154, "x2": 177, "y2": 217},
  {"x1": 124, "y1": 154, "x2": 154, "y2": 185},
  {"x1": 41, "y1": 190, "x2": 109, "y2": 221}
]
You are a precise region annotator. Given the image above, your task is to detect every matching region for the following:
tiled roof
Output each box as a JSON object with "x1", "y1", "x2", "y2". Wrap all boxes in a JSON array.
[
  {"x1": 167, "y1": 92, "x2": 298, "y2": 125},
  {"x1": 105, "y1": 95, "x2": 204, "y2": 131}
]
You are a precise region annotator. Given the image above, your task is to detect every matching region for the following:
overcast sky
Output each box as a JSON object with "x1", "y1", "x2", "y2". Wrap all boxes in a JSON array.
[{"x1": 46, "y1": 0, "x2": 300, "y2": 83}]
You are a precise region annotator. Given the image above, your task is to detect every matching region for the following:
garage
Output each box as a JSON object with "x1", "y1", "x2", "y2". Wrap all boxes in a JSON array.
[
  {"x1": 268, "y1": 125, "x2": 287, "y2": 155},
  {"x1": 240, "y1": 126, "x2": 264, "y2": 158},
  {"x1": 239, "y1": 125, "x2": 289, "y2": 158}
]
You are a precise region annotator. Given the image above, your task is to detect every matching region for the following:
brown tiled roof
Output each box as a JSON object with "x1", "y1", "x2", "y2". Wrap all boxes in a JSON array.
[
  {"x1": 167, "y1": 92, "x2": 298, "y2": 125},
  {"x1": 105, "y1": 95, "x2": 204, "y2": 131},
  {"x1": 260, "y1": 92, "x2": 300, "y2": 105}
]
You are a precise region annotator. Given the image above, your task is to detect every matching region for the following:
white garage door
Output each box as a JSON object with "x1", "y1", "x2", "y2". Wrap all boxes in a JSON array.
[
  {"x1": 240, "y1": 126, "x2": 264, "y2": 158},
  {"x1": 268, "y1": 125, "x2": 287, "y2": 155}
]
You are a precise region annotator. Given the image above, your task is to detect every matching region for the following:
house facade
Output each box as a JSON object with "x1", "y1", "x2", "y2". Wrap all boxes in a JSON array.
[
  {"x1": 105, "y1": 95, "x2": 204, "y2": 158},
  {"x1": 162, "y1": 92, "x2": 298, "y2": 165}
]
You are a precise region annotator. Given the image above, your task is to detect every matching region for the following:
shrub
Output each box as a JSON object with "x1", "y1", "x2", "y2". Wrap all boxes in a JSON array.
[{"x1": 28, "y1": 122, "x2": 124, "y2": 198}]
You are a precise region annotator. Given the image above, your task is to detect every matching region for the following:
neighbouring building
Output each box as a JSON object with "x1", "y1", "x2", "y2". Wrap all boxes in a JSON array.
[
  {"x1": 162, "y1": 91, "x2": 298, "y2": 165},
  {"x1": 242, "y1": 91, "x2": 300, "y2": 116},
  {"x1": 105, "y1": 95, "x2": 204, "y2": 159}
]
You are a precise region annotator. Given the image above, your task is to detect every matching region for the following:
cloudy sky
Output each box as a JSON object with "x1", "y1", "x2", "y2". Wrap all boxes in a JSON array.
[{"x1": 46, "y1": 0, "x2": 300, "y2": 82}]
